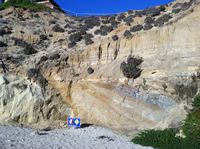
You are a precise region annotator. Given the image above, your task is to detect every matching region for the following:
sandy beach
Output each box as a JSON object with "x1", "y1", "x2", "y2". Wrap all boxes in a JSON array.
[{"x1": 0, "y1": 125, "x2": 154, "y2": 149}]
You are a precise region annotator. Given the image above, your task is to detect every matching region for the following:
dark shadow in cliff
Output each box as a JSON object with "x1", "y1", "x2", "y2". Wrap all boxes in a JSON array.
[
  {"x1": 79, "y1": 123, "x2": 93, "y2": 128},
  {"x1": 26, "y1": 68, "x2": 48, "y2": 92},
  {"x1": 174, "y1": 70, "x2": 200, "y2": 103},
  {"x1": 0, "y1": 59, "x2": 9, "y2": 73}
]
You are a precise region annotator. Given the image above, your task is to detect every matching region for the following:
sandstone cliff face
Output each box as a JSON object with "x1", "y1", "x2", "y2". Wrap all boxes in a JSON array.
[
  {"x1": 0, "y1": 74, "x2": 72, "y2": 124},
  {"x1": 0, "y1": 0, "x2": 200, "y2": 131}
]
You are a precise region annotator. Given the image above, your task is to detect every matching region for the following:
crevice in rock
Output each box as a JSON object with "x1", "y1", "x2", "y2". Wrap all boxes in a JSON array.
[
  {"x1": 67, "y1": 80, "x2": 73, "y2": 100},
  {"x1": 77, "y1": 54, "x2": 82, "y2": 67},
  {"x1": 47, "y1": 106, "x2": 54, "y2": 119},
  {"x1": 107, "y1": 42, "x2": 110, "y2": 61},
  {"x1": 187, "y1": 23, "x2": 192, "y2": 32},
  {"x1": 40, "y1": 107, "x2": 45, "y2": 119},
  {"x1": 0, "y1": 59, "x2": 9, "y2": 73},
  {"x1": 130, "y1": 48, "x2": 133, "y2": 55},
  {"x1": 114, "y1": 39, "x2": 121, "y2": 60},
  {"x1": 114, "y1": 48, "x2": 118, "y2": 60},
  {"x1": 98, "y1": 46, "x2": 102, "y2": 60}
]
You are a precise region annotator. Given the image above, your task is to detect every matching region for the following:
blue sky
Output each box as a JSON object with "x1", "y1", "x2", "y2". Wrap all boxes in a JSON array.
[{"x1": 55, "y1": 0, "x2": 174, "y2": 16}]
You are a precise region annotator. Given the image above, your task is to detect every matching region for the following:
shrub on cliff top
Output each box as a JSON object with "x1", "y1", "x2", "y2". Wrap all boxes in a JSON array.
[
  {"x1": 127, "y1": 10, "x2": 133, "y2": 14},
  {"x1": 123, "y1": 30, "x2": 132, "y2": 37},
  {"x1": 117, "y1": 14, "x2": 126, "y2": 21},
  {"x1": 40, "y1": 34, "x2": 47, "y2": 41},
  {"x1": 49, "y1": 20, "x2": 56, "y2": 25},
  {"x1": 69, "y1": 32, "x2": 82, "y2": 42},
  {"x1": 84, "y1": 16, "x2": 100, "y2": 29},
  {"x1": 68, "y1": 41, "x2": 76, "y2": 48},
  {"x1": 52, "y1": 25, "x2": 65, "y2": 33},
  {"x1": 146, "y1": 7, "x2": 160, "y2": 17},
  {"x1": 109, "y1": 16, "x2": 116, "y2": 23},
  {"x1": 14, "y1": 38, "x2": 30, "y2": 48},
  {"x1": 94, "y1": 29, "x2": 101, "y2": 35},
  {"x1": 40, "y1": 56, "x2": 48, "y2": 62},
  {"x1": 143, "y1": 24, "x2": 153, "y2": 30},
  {"x1": 84, "y1": 33, "x2": 94, "y2": 39},
  {"x1": 154, "y1": 14, "x2": 172, "y2": 27},
  {"x1": 172, "y1": 8, "x2": 181, "y2": 14},
  {"x1": 181, "y1": 2, "x2": 191, "y2": 11},
  {"x1": 85, "y1": 38, "x2": 94, "y2": 45},
  {"x1": 173, "y1": 3, "x2": 182, "y2": 8},
  {"x1": 130, "y1": 24, "x2": 143, "y2": 32},
  {"x1": 135, "y1": 10, "x2": 145, "y2": 17},
  {"x1": 120, "y1": 55, "x2": 143, "y2": 79},
  {"x1": 190, "y1": 0, "x2": 198, "y2": 4},
  {"x1": 100, "y1": 25, "x2": 113, "y2": 34},
  {"x1": 124, "y1": 15, "x2": 134, "y2": 23},
  {"x1": 23, "y1": 46, "x2": 37, "y2": 55},
  {"x1": 0, "y1": 41, "x2": 5, "y2": 47},
  {"x1": 159, "y1": 4, "x2": 166, "y2": 11},
  {"x1": 102, "y1": 20, "x2": 110, "y2": 24},
  {"x1": 49, "y1": 53, "x2": 60, "y2": 60},
  {"x1": 144, "y1": 16, "x2": 155, "y2": 24},
  {"x1": 111, "y1": 20, "x2": 120, "y2": 28}
]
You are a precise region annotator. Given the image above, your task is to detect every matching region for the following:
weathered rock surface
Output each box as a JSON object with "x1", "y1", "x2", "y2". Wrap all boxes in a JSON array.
[
  {"x1": 0, "y1": 74, "x2": 72, "y2": 124},
  {"x1": 0, "y1": 0, "x2": 200, "y2": 132}
]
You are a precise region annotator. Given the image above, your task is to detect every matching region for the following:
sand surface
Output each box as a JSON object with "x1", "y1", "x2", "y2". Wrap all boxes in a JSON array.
[{"x1": 0, "y1": 125, "x2": 153, "y2": 149}]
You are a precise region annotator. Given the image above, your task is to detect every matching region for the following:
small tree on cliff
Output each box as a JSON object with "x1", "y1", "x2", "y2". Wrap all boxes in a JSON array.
[{"x1": 120, "y1": 55, "x2": 143, "y2": 79}]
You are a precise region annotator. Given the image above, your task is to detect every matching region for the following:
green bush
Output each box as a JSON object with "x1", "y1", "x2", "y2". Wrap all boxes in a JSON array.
[
  {"x1": 131, "y1": 128, "x2": 200, "y2": 149},
  {"x1": 182, "y1": 109, "x2": 200, "y2": 145},
  {"x1": 2, "y1": 0, "x2": 15, "y2": 8},
  {"x1": 21, "y1": 0, "x2": 30, "y2": 5},
  {"x1": 120, "y1": 55, "x2": 143, "y2": 79},
  {"x1": 0, "y1": 0, "x2": 46, "y2": 10},
  {"x1": 69, "y1": 32, "x2": 82, "y2": 42},
  {"x1": 15, "y1": 0, "x2": 22, "y2": 5},
  {"x1": 192, "y1": 94, "x2": 200, "y2": 108},
  {"x1": 23, "y1": 46, "x2": 37, "y2": 55},
  {"x1": 154, "y1": 14, "x2": 172, "y2": 27},
  {"x1": 182, "y1": 93, "x2": 200, "y2": 144}
]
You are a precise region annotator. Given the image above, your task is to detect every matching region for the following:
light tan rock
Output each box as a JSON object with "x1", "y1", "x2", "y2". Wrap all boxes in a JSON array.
[{"x1": 0, "y1": 74, "x2": 72, "y2": 124}]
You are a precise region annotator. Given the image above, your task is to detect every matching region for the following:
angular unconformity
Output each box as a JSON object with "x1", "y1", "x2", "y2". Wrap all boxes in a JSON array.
[{"x1": 66, "y1": 80, "x2": 188, "y2": 130}]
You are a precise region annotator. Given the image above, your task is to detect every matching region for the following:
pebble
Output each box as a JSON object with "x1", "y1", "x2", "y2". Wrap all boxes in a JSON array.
[
  {"x1": 34, "y1": 130, "x2": 40, "y2": 135},
  {"x1": 6, "y1": 139, "x2": 13, "y2": 143}
]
